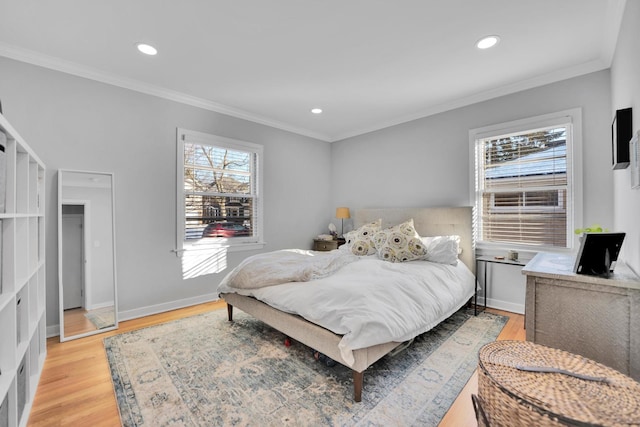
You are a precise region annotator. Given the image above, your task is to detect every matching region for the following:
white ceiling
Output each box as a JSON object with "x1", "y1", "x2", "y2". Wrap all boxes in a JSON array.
[{"x1": 0, "y1": 0, "x2": 627, "y2": 142}]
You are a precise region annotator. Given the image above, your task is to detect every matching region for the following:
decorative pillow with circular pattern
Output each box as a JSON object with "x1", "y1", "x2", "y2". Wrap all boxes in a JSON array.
[
  {"x1": 343, "y1": 219, "x2": 382, "y2": 256},
  {"x1": 373, "y1": 219, "x2": 427, "y2": 262}
]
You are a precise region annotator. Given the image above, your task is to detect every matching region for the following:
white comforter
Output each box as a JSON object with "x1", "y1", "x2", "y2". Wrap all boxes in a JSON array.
[
  {"x1": 219, "y1": 249, "x2": 359, "y2": 289},
  {"x1": 217, "y1": 248, "x2": 475, "y2": 366}
]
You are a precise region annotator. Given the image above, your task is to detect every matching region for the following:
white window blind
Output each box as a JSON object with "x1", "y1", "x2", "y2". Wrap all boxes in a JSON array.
[
  {"x1": 474, "y1": 123, "x2": 573, "y2": 249},
  {"x1": 177, "y1": 129, "x2": 263, "y2": 251}
]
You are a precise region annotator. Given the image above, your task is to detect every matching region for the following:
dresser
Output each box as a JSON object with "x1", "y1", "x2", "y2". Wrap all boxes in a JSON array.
[{"x1": 522, "y1": 252, "x2": 640, "y2": 380}]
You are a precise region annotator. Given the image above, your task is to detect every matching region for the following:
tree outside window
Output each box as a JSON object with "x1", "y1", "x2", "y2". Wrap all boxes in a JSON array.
[{"x1": 177, "y1": 129, "x2": 263, "y2": 249}]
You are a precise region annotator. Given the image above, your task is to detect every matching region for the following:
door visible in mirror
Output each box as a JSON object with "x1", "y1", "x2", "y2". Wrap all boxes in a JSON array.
[{"x1": 58, "y1": 170, "x2": 118, "y2": 341}]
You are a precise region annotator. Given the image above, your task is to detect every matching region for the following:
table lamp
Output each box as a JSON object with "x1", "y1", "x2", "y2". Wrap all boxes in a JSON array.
[{"x1": 335, "y1": 207, "x2": 350, "y2": 237}]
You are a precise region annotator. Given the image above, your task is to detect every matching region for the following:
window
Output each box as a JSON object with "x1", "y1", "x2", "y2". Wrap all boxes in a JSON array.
[
  {"x1": 471, "y1": 109, "x2": 582, "y2": 250},
  {"x1": 177, "y1": 129, "x2": 264, "y2": 252}
]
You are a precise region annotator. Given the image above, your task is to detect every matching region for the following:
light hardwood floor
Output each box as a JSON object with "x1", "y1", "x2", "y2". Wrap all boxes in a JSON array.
[
  {"x1": 27, "y1": 302, "x2": 524, "y2": 426},
  {"x1": 61, "y1": 308, "x2": 101, "y2": 337}
]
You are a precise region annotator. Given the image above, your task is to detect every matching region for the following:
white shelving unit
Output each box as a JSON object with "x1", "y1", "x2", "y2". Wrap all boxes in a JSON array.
[{"x1": 0, "y1": 113, "x2": 46, "y2": 427}]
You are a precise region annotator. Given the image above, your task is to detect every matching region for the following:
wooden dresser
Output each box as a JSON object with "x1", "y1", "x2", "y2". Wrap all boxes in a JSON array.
[{"x1": 522, "y1": 252, "x2": 640, "y2": 381}]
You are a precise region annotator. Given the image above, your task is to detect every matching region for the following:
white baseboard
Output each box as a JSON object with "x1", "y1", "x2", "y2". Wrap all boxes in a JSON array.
[
  {"x1": 86, "y1": 300, "x2": 115, "y2": 311},
  {"x1": 47, "y1": 325, "x2": 60, "y2": 338},
  {"x1": 118, "y1": 293, "x2": 220, "y2": 322},
  {"x1": 477, "y1": 297, "x2": 524, "y2": 315},
  {"x1": 46, "y1": 293, "x2": 221, "y2": 338}
]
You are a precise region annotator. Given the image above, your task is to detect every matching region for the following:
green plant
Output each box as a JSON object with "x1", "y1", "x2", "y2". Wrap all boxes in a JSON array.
[{"x1": 574, "y1": 224, "x2": 609, "y2": 234}]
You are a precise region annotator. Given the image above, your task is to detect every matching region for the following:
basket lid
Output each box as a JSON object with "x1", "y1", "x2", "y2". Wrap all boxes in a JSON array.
[{"x1": 478, "y1": 341, "x2": 640, "y2": 426}]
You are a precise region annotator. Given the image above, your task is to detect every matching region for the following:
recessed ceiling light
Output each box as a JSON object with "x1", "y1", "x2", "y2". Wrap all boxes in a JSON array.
[
  {"x1": 311, "y1": 108, "x2": 323, "y2": 114},
  {"x1": 476, "y1": 35, "x2": 500, "y2": 50},
  {"x1": 136, "y1": 43, "x2": 158, "y2": 56}
]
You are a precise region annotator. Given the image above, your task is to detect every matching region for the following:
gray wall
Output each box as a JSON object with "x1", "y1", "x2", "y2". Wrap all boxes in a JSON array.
[
  {"x1": 331, "y1": 70, "x2": 614, "y2": 313},
  {"x1": 331, "y1": 70, "x2": 612, "y2": 225},
  {"x1": 0, "y1": 56, "x2": 332, "y2": 328},
  {"x1": 611, "y1": 0, "x2": 640, "y2": 275}
]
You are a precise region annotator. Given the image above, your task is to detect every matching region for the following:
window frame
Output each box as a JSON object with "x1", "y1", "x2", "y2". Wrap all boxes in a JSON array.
[
  {"x1": 176, "y1": 128, "x2": 265, "y2": 254},
  {"x1": 489, "y1": 189, "x2": 565, "y2": 213},
  {"x1": 469, "y1": 108, "x2": 583, "y2": 252}
]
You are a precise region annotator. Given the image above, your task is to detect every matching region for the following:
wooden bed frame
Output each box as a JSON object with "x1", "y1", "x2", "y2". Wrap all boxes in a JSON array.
[{"x1": 222, "y1": 206, "x2": 475, "y2": 402}]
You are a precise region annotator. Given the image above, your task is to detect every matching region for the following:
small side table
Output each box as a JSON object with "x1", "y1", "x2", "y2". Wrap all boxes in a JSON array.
[
  {"x1": 475, "y1": 255, "x2": 526, "y2": 315},
  {"x1": 313, "y1": 239, "x2": 338, "y2": 251},
  {"x1": 313, "y1": 238, "x2": 346, "y2": 251}
]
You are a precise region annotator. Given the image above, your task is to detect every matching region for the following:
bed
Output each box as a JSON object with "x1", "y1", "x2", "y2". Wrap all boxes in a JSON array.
[{"x1": 218, "y1": 206, "x2": 476, "y2": 402}]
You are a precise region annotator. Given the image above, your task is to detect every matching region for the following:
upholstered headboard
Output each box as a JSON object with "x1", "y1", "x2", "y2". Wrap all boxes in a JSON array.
[{"x1": 353, "y1": 207, "x2": 475, "y2": 273}]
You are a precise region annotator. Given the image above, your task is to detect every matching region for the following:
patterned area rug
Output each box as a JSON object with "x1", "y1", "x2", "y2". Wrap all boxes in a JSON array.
[
  {"x1": 105, "y1": 307, "x2": 507, "y2": 426},
  {"x1": 85, "y1": 306, "x2": 115, "y2": 329}
]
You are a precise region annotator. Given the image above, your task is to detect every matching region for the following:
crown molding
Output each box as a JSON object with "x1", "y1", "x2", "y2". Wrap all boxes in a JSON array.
[
  {"x1": 1, "y1": 19, "x2": 622, "y2": 145},
  {"x1": 0, "y1": 42, "x2": 332, "y2": 142},
  {"x1": 330, "y1": 58, "x2": 609, "y2": 142}
]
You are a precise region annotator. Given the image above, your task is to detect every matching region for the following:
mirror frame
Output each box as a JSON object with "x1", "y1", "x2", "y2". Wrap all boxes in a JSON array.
[{"x1": 58, "y1": 169, "x2": 118, "y2": 341}]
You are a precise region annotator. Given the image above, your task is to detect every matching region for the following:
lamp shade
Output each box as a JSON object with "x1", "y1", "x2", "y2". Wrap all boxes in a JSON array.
[{"x1": 335, "y1": 207, "x2": 350, "y2": 219}]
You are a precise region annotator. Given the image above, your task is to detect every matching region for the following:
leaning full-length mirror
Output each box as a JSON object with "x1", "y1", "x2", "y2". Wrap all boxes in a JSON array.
[{"x1": 58, "y1": 169, "x2": 118, "y2": 341}]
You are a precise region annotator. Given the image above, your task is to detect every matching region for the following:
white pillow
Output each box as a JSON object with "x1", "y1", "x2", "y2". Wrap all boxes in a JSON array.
[
  {"x1": 421, "y1": 235, "x2": 461, "y2": 265},
  {"x1": 372, "y1": 219, "x2": 427, "y2": 263},
  {"x1": 343, "y1": 219, "x2": 382, "y2": 256}
]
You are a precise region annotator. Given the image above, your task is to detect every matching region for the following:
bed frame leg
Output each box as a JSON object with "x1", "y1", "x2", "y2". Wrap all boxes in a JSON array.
[
  {"x1": 353, "y1": 371, "x2": 363, "y2": 402},
  {"x1": 227, "y1": 303, "x2": 233, "y2": 321}
]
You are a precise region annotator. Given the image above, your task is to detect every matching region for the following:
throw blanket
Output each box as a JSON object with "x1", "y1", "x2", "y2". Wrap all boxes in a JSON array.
[{"x1": 219, "y1": 249, "x2": 358, "y2": 289}]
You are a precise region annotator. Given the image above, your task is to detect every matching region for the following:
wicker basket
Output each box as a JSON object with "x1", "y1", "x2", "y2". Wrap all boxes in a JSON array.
[{"x1": 473, "y1": 341, "x2": 640, "y2": 427}]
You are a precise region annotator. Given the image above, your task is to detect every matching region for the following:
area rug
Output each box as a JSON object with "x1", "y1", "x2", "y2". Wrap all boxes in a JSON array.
[
  {"x1": 105, "y1": 307, "x2": 507, "y2": 426},
  {"x1": 85, "y1": 306, "x2": 115, "y2": 329}
]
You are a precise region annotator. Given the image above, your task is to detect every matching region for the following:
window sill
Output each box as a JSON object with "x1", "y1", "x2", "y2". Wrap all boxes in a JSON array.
[
  {"x1": 476, "y1": 242, "x2": 574, "y2": 264},
  {"x1": 178, "y1": 240, "x2": 266, "y2": 256}
]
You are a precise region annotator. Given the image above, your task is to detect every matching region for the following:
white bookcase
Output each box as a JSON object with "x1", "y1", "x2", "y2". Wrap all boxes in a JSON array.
[{"x1": 0, "y1": 113, "x2": 46, "y2": 427}]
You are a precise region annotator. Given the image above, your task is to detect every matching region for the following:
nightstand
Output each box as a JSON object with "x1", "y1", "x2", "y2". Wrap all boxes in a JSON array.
[{"x1": 313, "y1": 239, "x2": 338, "y2": 251}]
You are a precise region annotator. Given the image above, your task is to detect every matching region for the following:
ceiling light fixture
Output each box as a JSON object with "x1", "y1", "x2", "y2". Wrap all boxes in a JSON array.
[
  {"x1": 136, "y1": 43, "x2": 158, "y2": 56},
  {"x1": 476, "y1": 35, "x2": 500, "y2": 50},
  {"x1": 311, "y1": 108, "x2": 323, "y2": 114}
]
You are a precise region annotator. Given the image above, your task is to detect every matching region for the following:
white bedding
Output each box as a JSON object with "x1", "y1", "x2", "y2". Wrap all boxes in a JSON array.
[
  {"x1": 217, "y1": 248, "x2": 475, "y2": 366},
  {"x1": 219, "y1": 249, "x2": 358, "y2": 289}
]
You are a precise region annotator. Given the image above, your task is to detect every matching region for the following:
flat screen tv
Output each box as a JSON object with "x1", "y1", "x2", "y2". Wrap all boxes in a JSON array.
[{"x1": 573, "y1": 232, "x2": 625, "y2": 277}]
